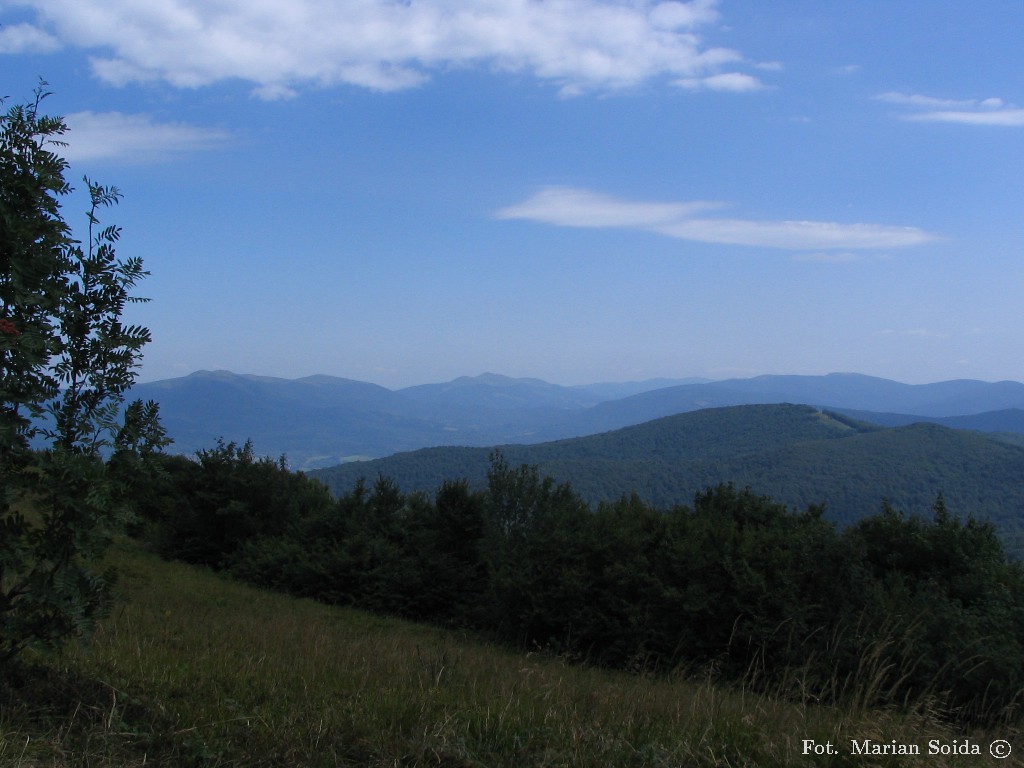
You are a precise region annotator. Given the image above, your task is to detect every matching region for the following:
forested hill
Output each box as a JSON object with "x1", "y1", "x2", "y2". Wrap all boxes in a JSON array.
[{"x1": 311, "y1": 404, "x2": 1024, "y2": 555}]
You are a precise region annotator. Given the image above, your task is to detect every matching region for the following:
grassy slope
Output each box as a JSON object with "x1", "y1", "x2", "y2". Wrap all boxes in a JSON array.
[{"x1": 1, "y1": 542, "x2": 1018, "y2": 767}]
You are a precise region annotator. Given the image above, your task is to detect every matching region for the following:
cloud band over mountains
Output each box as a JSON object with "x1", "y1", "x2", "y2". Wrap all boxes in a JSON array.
[{"x1": 496, "y1": 187, "x2": 937, "y2": 251}]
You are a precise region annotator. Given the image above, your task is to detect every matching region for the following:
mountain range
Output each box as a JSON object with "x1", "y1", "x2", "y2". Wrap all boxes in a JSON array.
[{"x1": 129, "y1": 370, "x2": 1024, "y2": 470}]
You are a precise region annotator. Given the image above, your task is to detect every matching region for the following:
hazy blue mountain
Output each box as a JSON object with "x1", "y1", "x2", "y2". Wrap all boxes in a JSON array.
[
  {"x1": 129, "y1": 370, "x2": 617, "y2": 468},
  {"x1": 128, "y1": 370, "x2": 1024, "y2": 470},
  {"x1": 717, "y1": 373, "x2": 1024, "y2": 416},
  {"x1": 398, "y1": 372, "x2": 604, "y2": 411},
  {"x1": 140, "y1": 370, "x2": 399, "y2": 412},
  {"x1": 569, "y1": 377, "x2": 714, "y2": 401},
  {"x1": 131, "y1": 370, "x2": 455, "y2": 467},
  {"x1": 832, "y1": 407, "x2": 1024, "y2": 434},
  {"x1": 566, "y1": 373, "x2": 1024, "y2": 435}
]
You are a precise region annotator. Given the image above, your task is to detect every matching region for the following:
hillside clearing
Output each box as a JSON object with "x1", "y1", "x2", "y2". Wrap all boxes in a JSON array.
[{"x1": 1, "y1": 542, "x2": 1016, "y2": 767}]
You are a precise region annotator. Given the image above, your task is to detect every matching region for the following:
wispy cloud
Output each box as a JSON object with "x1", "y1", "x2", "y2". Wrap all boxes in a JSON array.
[
  {"x1": 495, "y1": 187, "x2": 724, "y2": 228},
  {"x1": 1, "y1": 0, "x2": 765, "y2": 98},
  {"x1": 0, "y1": 21, "x2": 61, "y2": 53},
  {"x1": 908, "y1": 110, "x2": 1024, "y2": 127},
  {"x1": 877, "y1": 91, "x2": 1024, "y2": 126},
  {"x1": 676, "y1": 72, "x2": 765, "y2": 92},
  {"x1": 62, "y1": 112, "x2": 231, "y2": 163},
  {"x1": 496, "y1": 187, "x2": 937, "y2": 252}
]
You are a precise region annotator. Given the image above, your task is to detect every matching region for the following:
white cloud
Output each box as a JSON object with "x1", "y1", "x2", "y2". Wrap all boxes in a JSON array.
[
  {"x1": 877, "y1": 91, "x2": 1024, "y2": 126},
  {"x1": 62, "y1": 111, "x2": 231, "y2": 163},
  {"x1": 676, "y1": 71, "x2": 764, "y2": 92},
  {"x1": 0, "y1": 21, "x2": 60, "y2": 52},
  {"x1": 877, "y1": 92, "x2": 974, "y2": 109},
  {"x1": 905, "y1": 109, "x2": 1024, "y2": 127},
  {"x1": 496, "y1": 186, "x2": 937, "y2": 251},
  {"x1": 496, "y1": 187, "x2": 724, "y2": 228},
  {"x1": 2, "y1": 0, "x2": 765, "y2": 97},
  {"x1": 656, "y1": 217, "x2": 930, "y2": 250}
]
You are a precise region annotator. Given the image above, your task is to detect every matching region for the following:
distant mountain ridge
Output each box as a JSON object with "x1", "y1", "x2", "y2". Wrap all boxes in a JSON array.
[
  {"x1": 563, "y1": 373, "x2": 1024, "y2": 436},
  {"x1": 128, "y1": 370, "x2": 1024, "y2": 470}
]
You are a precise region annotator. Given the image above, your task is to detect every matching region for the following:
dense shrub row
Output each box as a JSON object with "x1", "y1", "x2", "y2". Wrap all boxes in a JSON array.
[{"x1": 122, "y1": 444, "x2": 1024, "y2": 722}]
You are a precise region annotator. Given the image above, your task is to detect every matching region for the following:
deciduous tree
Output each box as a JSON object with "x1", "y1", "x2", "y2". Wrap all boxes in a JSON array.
[{"x1": 1, "y1": 83, "x2": 163, "y2": 663}]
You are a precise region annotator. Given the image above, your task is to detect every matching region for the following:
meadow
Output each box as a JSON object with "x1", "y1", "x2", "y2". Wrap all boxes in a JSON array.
[{"x1": 1, "y1": 541, "x2": 1019, "y2": 767}]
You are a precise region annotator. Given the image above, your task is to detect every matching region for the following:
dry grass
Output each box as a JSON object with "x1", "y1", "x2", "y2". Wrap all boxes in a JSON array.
[{"x1": 1, "y1": 542, "x2": 1019, "y2": 767}]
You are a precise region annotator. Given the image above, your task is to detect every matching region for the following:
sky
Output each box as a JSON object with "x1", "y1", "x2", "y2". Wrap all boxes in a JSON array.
[{"x1": 2, "y1": 0, "x2": 1022, "y2": 389}]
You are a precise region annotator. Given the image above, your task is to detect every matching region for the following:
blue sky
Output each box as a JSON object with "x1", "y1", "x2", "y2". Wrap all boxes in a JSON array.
[{"x1": 2, "y1": 0, "x2": 1022, "y2": 388}]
